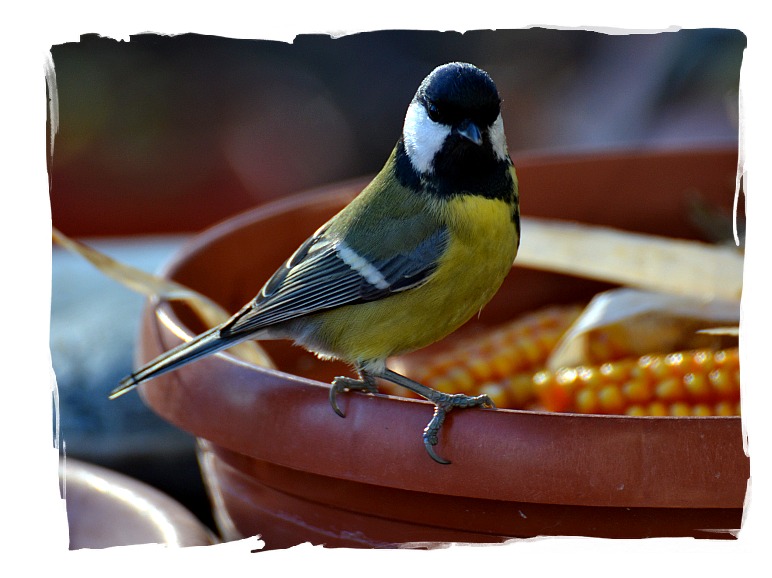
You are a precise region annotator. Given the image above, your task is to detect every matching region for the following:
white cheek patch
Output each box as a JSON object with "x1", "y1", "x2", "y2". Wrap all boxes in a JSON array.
[
  {"x1": 487, "y1": 113, "x2": 509, "y2": 162},
  {"x1": 402, "y1": 100, "x2": 451, "y2": 175},
  {"x1": 337, "y1": 242, "x2": 390, "y2": 290}
]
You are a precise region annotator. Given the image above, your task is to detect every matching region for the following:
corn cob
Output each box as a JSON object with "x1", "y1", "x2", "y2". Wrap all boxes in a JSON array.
[
  {"x1": 532, "y1": 347, "x2": 740, "y2": 416},
  {"x1": 396, "y1": 305, "x2": 582, "y2": 407},
  {"x1": 392, "y1": 303, "x2": 740, "y2": 417},
  {"x1": 394, "y1": 305, "x2": 584, "y2": 407}
]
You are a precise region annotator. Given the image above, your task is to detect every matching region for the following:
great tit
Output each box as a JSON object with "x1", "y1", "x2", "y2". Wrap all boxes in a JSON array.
[{"x1": 112, "y1": 62, "x2": 520, "y2": 464}]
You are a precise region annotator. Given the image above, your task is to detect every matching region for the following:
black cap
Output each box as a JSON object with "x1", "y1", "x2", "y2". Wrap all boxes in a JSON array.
[{"x1": 416, "y1": 62, "x2": 501, "y2": 128}]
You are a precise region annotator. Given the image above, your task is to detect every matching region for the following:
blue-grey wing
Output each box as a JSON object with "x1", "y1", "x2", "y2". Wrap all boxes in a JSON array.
[{"x1": 219, "y1": 223, "x2": 449, "y2": 337}]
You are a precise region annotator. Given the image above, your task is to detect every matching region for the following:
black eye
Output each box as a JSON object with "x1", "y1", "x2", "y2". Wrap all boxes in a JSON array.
[{"x1": 426, "y1": 101, "x2": 441, "y2": 122}]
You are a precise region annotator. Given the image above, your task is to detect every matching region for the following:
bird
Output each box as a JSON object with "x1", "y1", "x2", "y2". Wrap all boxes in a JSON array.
[{"x1": 111, "y1": 62, "x2": 520, "y2": 464}]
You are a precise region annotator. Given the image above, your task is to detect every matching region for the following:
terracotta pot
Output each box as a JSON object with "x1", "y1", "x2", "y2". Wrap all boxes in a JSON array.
[{"x1": 136, "y1": 148, "x2": 748, "y2": 548}]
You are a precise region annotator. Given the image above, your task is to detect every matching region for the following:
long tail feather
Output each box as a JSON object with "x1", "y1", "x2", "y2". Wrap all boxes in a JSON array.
[{"x1": 110, "y1": 327, "x2": 239, "y2": 399}]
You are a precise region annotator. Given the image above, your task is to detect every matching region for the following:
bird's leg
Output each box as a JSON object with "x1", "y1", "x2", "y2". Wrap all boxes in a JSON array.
[
  {"x1": 329, "y1": 365, "x2": 380, "y2": 418},
  {"x1": 380, "y1": 368, "x2": 495, "y2": 465}
]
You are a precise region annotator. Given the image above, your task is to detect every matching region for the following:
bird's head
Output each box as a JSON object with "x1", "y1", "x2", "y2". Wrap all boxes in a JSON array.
[{"x1": 401, "y1": 62, "x2": 509, "y2": 179}]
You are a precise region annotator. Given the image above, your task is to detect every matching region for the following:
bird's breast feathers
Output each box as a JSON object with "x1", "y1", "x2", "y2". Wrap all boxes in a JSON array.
[{"x1": 305, "y1": 190, "x2": 519, "y2": 362}]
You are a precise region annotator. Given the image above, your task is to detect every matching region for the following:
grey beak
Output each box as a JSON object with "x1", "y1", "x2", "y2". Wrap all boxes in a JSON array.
[{"x1": 456, "y1": 120, "x2": 483, "y2": 145}]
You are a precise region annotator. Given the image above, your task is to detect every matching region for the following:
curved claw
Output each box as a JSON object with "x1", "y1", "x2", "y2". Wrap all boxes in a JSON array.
[
  {"x1": 329, "y1": 374, "x2": 379, "y2": 419},
  {"x1": 422, "y1": 406, "x2": 452, "y2": 465},
  {"x1": 329, "y1": 384, "x2": 346, "y2": 418},
  {"x1": 424, "y1": 440, "x2": 451, "y2": 465}
]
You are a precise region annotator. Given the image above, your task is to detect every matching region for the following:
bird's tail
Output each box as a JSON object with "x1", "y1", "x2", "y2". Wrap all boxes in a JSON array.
[{"x1": 110, "y1": 326, "x2": 239, "y2": 400}]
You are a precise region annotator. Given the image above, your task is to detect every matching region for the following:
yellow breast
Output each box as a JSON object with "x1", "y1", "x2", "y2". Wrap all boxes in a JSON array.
[{"x1": 314, "y1": 194, "x2": 519, "y2": 363}]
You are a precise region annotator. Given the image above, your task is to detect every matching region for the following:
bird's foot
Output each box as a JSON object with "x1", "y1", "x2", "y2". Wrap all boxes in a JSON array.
[
  {"x1": 329, "y1": 373, "x2": 379, "y2": 417},
  {"x1": 422, "y1": 392, "x2": 495, "y2": 464},
  {"x1": 331, "y1": 367, "x2": 495, "y2": 464}
]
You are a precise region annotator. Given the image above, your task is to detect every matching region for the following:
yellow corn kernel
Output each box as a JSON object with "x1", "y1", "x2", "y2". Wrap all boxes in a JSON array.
[
  {"x1": 556, "y1": 366, "x2": 579, "y2": 387},
  {"x1": 622, "y1": 378, "x2": 652, "y2": 404},
  {"x1": 690, "y1": 350, "x2": 716, "y2": 373},
  {"x1": 715, "y1": 401, "x2": 738, "y2": 416},
  {"x1": 692, "y1": 404, "x2": 713, "y2": 417},
  {"x1": 669, "y1": 402, "x2": 692, "y2": 416},
  {"x1": 444, "y1": 367, "x2": 476, "y2": 393},
  {"x1": 637, "y1": 354, "x2": 671, "y2": 383},
  {"x1": 577, "y1": 366, "x2": 603, "y2": 389},
  {"x1": 599, "y1": 360, "x2": 633, "y2": 383},
  {"x1": 598, "y1": 384, "x2": 625, "y2": 414},
  {"x1": 626, "y1": 405, "x2": 647, "y2": 417},
  {"x1": 683, "y1": 372, "x2": 711, "y2": 402},
  {"x1": 468, "y1": 357, "x2": 495, "y2": 382},
  {"x1": 655, "y1": 377, "x2": 687, "y2": 402},
  {"x1": 647, "y1": 401, "x2": 669, "y2": 416},
  {"x1": 431, "y1": 377, "x2": 463, "y2": 395},
  {"x1": 708, "y1": 368, "x2": 737, "y2": 399},
  {"x1": 478, "y1": 382, "x2": 509, "y2": 408},
  {"x1": 532, "y1": 369, "x2": 553, "y2": 392},
  {"x1": 490, "y1": 352, "x2": 516, "y2": 380},
  {"x1": 575, "y1": 389, "x2": 600, "y2": 414},
  {"x1": 506, "y1": 373, "x2": 537, "y2": 408},
  {"x1": 664, "y1": 352, "x2": 685, "y2": 370},
  {"x1": 533, "y1": 370, "x2": 570, "y2": 412}
]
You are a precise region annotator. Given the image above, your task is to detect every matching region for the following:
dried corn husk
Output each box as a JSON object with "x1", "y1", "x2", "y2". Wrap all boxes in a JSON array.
[
  {"x1": 52, "y1": 227, "x2": 274, "y2": 368},
  {"x1": 546, "y1": 288, "x2": 739, "y2": 370},
  {"x1": 516, "y1": 217, "x2": 743, "y2": 302}
]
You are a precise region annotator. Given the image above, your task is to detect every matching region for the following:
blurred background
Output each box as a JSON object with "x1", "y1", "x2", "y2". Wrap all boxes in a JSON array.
[
  {"x1": 49, "y1": 29, "x2": 745, "y2": 236},
  {"x1": 49, "y1": 29, "x2": 745, "y2": 543}
]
